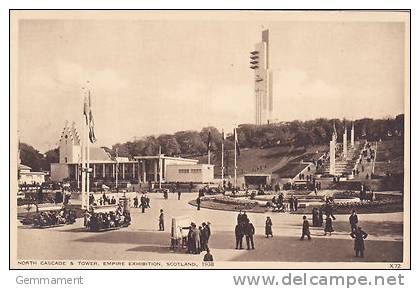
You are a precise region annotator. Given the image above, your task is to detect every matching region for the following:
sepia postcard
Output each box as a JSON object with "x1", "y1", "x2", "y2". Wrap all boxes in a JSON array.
[{"x1": 10, "y1": 10, "x2": 410, "y2": 269}]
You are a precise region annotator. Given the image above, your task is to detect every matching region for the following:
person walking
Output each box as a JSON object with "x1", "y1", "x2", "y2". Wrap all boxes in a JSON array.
[
  {"x1": 265, "y1": 216, "x2": 273, "y2": 238},
  {"x1": 244, "y1": 219, "x2": 255, "y2": 250},
  {"x1": 235, "y1": 223, "x2": 244, "y2": 250},
  {"x1": 351, "y1": 226, "x2": 368, "y2": 257},
  {"x1": 300, "y1": 216, "x2": 311, "y2": 240},
  {"x1": 158, "y1": 209, "x2": 164, "y2": 231},
  {"x1": 324, "y1": 216, "x2": 334, "y2": 236},
  {"x1": 349, "y1": 209, "x2": 358, "y2": 232}
]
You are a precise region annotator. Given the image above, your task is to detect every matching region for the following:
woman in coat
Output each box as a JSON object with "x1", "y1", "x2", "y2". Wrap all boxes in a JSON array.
[
  {"x1": 265, "y1": 216, "x2": 273, "y2": 238},
  {"x1": 324, "y1": 216, "x2": 334, "y2": 236}
]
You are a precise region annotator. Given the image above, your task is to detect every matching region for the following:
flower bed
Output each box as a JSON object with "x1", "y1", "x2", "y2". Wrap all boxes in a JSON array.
[
  {"x1": 292, "y1": 194, "x2": 403, "y2": 215},
  {"x1": 189, "y1": 195, "x2": 266, "y2": 213}
]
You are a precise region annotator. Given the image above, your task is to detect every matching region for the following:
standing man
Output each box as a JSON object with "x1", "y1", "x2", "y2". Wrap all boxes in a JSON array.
[
  {"x1": 177, "y1": 190, "x2": 181, "y2": 200},
  {"x1": 196, "y1": 196, "x2": 201, "y2": 210},
  {"x1": 289, "y1": 196, "x2": 294, "y2": 212},
  {"x1": 141, "y1": 194, "x2": 146, "y2": 213},
  {"x1": 244, "y1": 219, "x2": 255, "y2": 250},
  {"x1": 349, "y1": 209, "x2": 359, "y2": 232},
  {"x1": 158, "y1": 209, "x2": 164, "y2": 231},
  {"x1": 351, "y1": 226, "x2": 368, "y2": 258},
  {"x1": 204, "y1": 222, "x2": 211, "y2": 243},
  {"x1": 235, "y1": 222, "x2": 244, "y2": 250},
  {"x1": 300, "y1": 216, "x2": 311, "y2": 240}
]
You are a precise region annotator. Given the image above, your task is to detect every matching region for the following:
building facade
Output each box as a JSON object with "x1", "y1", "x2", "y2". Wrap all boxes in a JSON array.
[
  {"x1": 50, "y1": 123, "x2": 215, "y2": 185},
  {"x1": 18, "y1": 164, "x2": 46, "y2": 185},
  {"x1": 250, "y1": 29, "x2": 273, "y2": 125}
]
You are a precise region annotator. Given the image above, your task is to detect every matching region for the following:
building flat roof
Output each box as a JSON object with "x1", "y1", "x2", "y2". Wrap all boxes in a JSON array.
[{"x1": 134, "y1": 155, "x2": 198, "y2": 162}]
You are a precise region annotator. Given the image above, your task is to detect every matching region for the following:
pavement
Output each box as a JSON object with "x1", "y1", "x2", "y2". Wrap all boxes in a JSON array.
[{"x1": 17, "y1": 193, "x2": 403, "y2": 262}]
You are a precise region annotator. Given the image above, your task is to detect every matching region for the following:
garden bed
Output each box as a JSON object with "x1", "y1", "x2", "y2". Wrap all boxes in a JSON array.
[{"x1": 189, "y1": 196, "x2": 266, "y2": 213}]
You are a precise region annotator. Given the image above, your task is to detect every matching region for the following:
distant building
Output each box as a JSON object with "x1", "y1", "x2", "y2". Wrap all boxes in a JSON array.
[
  {"x1": 18, "y1": 164, "x2": 46, "y2": 185},
  {"x1": 50, "y1": 122, "x2": 138, "y2": 183},
  {"x1": 250, "y1": 29, "x2": 273, "y2": 125},
  {"x1": 50, "y1": 122, "x2": 214, "y2": 184}
]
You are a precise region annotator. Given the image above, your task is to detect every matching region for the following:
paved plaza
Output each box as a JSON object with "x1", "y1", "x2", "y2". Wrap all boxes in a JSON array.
[{"x1": 17, "y1": 193, "x2": 403, "y2": 263}]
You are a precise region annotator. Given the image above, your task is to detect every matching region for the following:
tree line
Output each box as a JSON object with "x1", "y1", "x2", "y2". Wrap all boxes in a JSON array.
[{"x1": 19, "y1": 114, "x2": 404, "y2": 171}]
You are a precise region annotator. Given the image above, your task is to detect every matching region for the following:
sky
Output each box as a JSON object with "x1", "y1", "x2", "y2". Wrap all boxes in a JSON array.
[{"x1": 16, "y1": 12, "x2": 406, "y2": 152}]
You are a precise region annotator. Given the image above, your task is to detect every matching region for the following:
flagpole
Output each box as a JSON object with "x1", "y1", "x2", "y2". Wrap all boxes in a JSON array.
[
  {"x1": 115, "y1": 147, "x2": 119, "y2": 197},
  {"x1": 86, "y1": 89, "x2": 91, "y2": 209},
  {"x1": 81, "y1": 90, "x2": 86, "y2": 210},
  {"x1": 234, "y1": 128, "x2": 237, "y2": 189},
  {"x1": 221, "y1": 129, "x2": 224, "y2": 182},
  {"x1": 159, "y1": 145, "x2": 162, "y2": 189}
]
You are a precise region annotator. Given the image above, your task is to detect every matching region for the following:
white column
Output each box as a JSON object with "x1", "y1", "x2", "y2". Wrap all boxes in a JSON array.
[
  {"x1": 154, "y1": 160, "x2": 158, "y2": 182},
  {"x1": 329, "y1": 140, "x2": 336, "y2": 175},
  {"x1": 122, "y1": 163, "x2": 125, "y2": 179},
  {"x1": 343, "y1": 129, "x2": 347, "y2": 159},
  {"x1": 351, "y1": 122, "x2": 355, "y2": 148},
  {"x1": 132, "y1": 163, "x2": 135, "y2": 179},
  {"x1": 102, "y1": 163, "x2": 105, "y2": 178},
  {"x1": 142, "y1": 161, "x2": 146, "y2": 183},
  {"x1": 159, "y1": 157, "x2": 162, "y2": 189},
  {"x1": 93, "y1": 164, "x2": 96, "y2": 178}
]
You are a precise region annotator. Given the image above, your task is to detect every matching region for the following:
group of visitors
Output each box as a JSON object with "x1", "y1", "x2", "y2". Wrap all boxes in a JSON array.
[
  {"x1": 89, "y1": 193, "x2": 117, "y2": 207},
  {"x1": 33, "y1": 207, "x2": 76, "y2": 228},
  {"x1": 134, "y1": 193, "x2": 151, "y2": 213},
  {"x1": 271, "y1": 193, "x2": 284, "y2": 211},
  {"x1": 302, "y1": 207, "x2": 368, "y2": 257},
  {"x1": 288, "y1": 196, "x2": 299, "y2": 211},
  {"x1": 235, "y1": 211, "x2": 255, "y2": 250},
  {"x1": 85, "y1": 205, "x2": 131, "y2": 231},
  {"x1": 186, "y1": 222, "x2": 212, "y2": 255}
]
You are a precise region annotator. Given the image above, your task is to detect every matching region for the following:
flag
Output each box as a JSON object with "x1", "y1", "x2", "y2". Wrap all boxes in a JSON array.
[
  {"x1": 207, "y1": 131, "x2": 212, "y2": 151},
  {"x1": 83, "y1": 92, "x2": 97, "y2": 143},
  {"x1": 234, "y1": 128, "x2": 240, "y2": 156},
  {"x1": 221, "y1": 129, "x2": 225, "y2": 141}
]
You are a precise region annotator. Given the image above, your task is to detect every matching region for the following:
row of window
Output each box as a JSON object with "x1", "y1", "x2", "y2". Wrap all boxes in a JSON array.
[{"x1": 178, "y1": 168, "x2": 202, "y2": 174}]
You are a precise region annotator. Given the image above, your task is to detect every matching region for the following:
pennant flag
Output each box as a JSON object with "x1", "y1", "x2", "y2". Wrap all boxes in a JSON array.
[
  {"x1": 221, "y1": 129, "x2": 225, "y2": 141},
  {"x1": 86, "y1": 93, "x2": 97, "y2": 143},
  {"x1": 207, "y1": 131, "x2": 212, "y2": 151},
  {"x1": 234, "y1": 128, "x2": 240, "y2": 156}
]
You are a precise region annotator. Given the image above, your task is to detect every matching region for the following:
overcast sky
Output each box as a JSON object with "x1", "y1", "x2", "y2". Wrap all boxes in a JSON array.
[{"x1": 17, "y1": 13, "x2": 406, "y2": 152}]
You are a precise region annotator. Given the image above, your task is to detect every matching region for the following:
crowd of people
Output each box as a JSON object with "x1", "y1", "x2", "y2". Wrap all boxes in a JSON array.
[
  {"x1": 89, "y1": 193, "x2": 118, "y2": 206},
  {"x1": 33, "y1": 207, "x2": 76, "y2": 228},
  {"x1": 185, "y1": 222, "x2": 212, "y2": 255},
  {"x1": 133, "y1": 193, "x2": 151, "y2": 213},
  {"x1": 84, "y1": 205, "x2": 131, "y2": 231}
]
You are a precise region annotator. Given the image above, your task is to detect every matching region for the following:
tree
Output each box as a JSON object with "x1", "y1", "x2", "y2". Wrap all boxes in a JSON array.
[
  {"x1": 45, "y1": 147, "x2": 59, "y2": 165},
  {"x1": 158, "y1": 134, "x2": 181, "y2": 156},
  {"x1": 19, "y1": 143, "x2": 46, "y2": 171}
]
